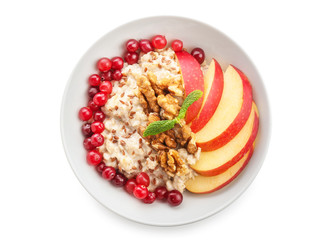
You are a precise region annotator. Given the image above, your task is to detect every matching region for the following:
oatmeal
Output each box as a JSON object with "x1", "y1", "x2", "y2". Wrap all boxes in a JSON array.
[{"x1": 98, "y1": 48, "x2": 200, "y2": 192}]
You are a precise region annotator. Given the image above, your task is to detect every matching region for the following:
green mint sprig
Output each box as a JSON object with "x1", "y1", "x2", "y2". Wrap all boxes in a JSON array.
[{"x1": 143, "y1": 90, "x2": 203, "y2": 137}]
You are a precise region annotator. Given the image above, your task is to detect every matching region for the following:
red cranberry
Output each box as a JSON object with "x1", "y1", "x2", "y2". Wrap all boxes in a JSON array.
[
  {"x1": 96, "y1": 162, "x2": 106, "y2": 173},
  {"x1": 124, "y1": 52, "x2": 139, "y2": 65},
  {"x1": 91, "y1": 121, "x2": 105, "y2": 133},
  {"x1": 136, "y1": 172, "x2": 150, "y2": 187},
  {"x1": 93, "y1": 92, "x2": 108, "y2": 106},
  {"x1": 167, "y1": 190, "x2": 183, "y2": 206},
  {"x1": 88, "y1": 87, "x2": 99, "y2": 98},
  {"x1": 102, "y1": 167, "x2": 116, "y2": 180},
  {"x1": 171, "y1": 40, "x2": 183, "y2": 52},
  {"x1": 88, "y1": 74, "x2": 101, "y2": 86},
  {"x1": 154, "y1": 186, "x2": 168, "y2": 200},
  {"x1": 151, "y1": 35, "x2": 167, "y2": 49},
  {"x1": 143, "y1": 192, "x2": 156, "y2": 204},
  {"x1": 139, "y1": 39, "x2": 153, "y2": 53},
  {"x1": 86, "y1": 150, "x2": 102, "y2": 165},
  {"x1": 97, "y1": 58, "x2": 112, "y2": 72},
  {"x1": 111, "y1": 173, "x2": 127, "y2": 187},
  {"x1": 112, "y1": 70, "x2": 122, "y2": 81},
  {"x1": 83, "y1": 137, "x2": 95, "y2": 150},
  {"x1": 91, "y1": 133, "x2": 104, "y2": 147},
  {"x1": 81, "y1": 123, "x2": 92, "y2": 136},
  {"x1": 99, "y1": 81, "x2": 112, "y2": 94},
  {"x1": 94, "y1": 110, "x2": 105, "y2": 122},
  {"x1": 88, "y1": 99, "x2": 100, "y2": 111},
  {"x1": 78, "y1": 107, "x2": 93, "y2": 121},
  {"x1": 125, "y1": 179, "x2": 137, "y2": 194},
  {"x1": 133, "y1": 184, "x2": 148, "y2": 199},
  {"x1": 126, "y1": 39, "x2": 139, "y2": 52},
  {"x1": 191, "y1": 48, "x2": 205, "y2": 64},
  {"x1": 100, "y1": 71, "x2": 111, "y2": 81},
  {"x1": 111, "y1": 57, "x2": 124, "y2": 70}
]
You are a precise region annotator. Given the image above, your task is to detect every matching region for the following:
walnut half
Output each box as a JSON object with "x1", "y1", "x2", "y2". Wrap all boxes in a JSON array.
[
  {"x1": 158, "y1": 149, "x2": 187, "y2": 177},
  {"x1": 157, "y1": 94, "x2": 180, "y2": 120}
]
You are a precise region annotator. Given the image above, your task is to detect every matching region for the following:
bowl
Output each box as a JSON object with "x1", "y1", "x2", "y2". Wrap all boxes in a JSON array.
[{"x1": 60, "y1": 16, "x2": 271, "y2": 226}]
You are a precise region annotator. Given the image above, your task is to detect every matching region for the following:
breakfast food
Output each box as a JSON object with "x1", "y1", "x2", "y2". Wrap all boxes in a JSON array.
[{"x1": 78, "y1": 35, "x2": 259, "y2": 206}]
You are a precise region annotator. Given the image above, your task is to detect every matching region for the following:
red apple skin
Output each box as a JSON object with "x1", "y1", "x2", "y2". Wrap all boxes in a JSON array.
[
  {"x1": 190, "y1": 59, "x2": 224, "y2": 133},
  {"x1": 176, "y1": 51, "x2": 204, "y2": 123},
  {"x1": 187, "y1": 147, "x2": 254, "y2": 194},
  {"x1": 197, "y1": 65, "x2": 253, "y2": 151},
  {"x1": 193, "y1": 110, "x2": 259, "y2": 176}
]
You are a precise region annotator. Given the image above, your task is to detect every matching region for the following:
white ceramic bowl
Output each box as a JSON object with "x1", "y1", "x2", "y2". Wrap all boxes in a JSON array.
[{"x1": 61, "y1": 16, "x2": 271, "y2": 226}]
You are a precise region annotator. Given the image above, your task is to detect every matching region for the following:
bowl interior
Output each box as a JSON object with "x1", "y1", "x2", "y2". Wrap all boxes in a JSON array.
[{"x1": 61, "y1": 16, "x2": 271, "y2": 226}]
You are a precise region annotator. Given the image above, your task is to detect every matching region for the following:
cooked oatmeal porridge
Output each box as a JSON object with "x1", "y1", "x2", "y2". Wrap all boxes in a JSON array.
[{"x1": 98, "y1": 48, "x2": 200, "y2": 192}]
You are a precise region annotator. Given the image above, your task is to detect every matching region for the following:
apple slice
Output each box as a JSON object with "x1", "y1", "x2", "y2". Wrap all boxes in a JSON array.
[
  {"x1": 190, "y1": 59, "x2": 224, "y2": 133},
  {"x1": 185, "y1": 145, "x2": 254, "y2": 194},
  {"x1": 191, "y1": 102, "x2": 259, "y2": 176},
  {"x1": 176, "y1": 51, "x2": 204, "y2": 123},
  {"x1": 195, "y1": 65, "x2": 253, "y2": 151}
]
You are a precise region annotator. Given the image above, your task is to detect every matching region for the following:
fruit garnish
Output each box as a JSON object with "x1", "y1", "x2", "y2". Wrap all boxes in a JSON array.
[
  {"x1": 171, "y1": 39, "x2": 183, "y2": 52},
  {"x1": 151, "y1": 35, "x2": 167, "y2": 49},
  {"x1": 143, "y1": 90, "x2": 203, "y2": 137},
  {"x1": 191, "y1": 48, "x2": 205, "y2": 64}
]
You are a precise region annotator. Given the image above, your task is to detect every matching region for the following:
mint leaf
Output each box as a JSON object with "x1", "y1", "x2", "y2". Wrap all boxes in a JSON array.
[
  {"x1": 177, "y1": 90, "x2": 203, "y2": 119},
  {"x1": 143, "y1": 120, "x2": 176, "y2": 137}
]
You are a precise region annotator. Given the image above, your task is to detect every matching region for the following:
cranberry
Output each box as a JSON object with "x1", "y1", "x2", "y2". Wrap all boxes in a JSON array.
[
  {"x1": 143, "y1": 192, "x2": 156, "y2": 204},
  {"x1": 125, "y1": 179, "x2": 137, "y2": 194},
  {"x1": 86, "y1": 150, "x2": 102, "y2": 165},
  {"x1": 88, "y1": 74, "x2": 101, "y2": 86},
  {"x1": 171, "y1": 40, "x2": 183, "y2": 52},
  {"x1": 100, "y1": 71, "x2": 111, "y2": 81},
  {"x1": 167, "y1": 190, "x2": 183, "y2": 206},
  {"x1": 99, "y1": 81, "x2": 112, "y2": 94},
  {"x1": 191, "y1": 48, "x2": 205, "y2": 64},
  {"x1": 91, "y1": 121, "x2": 104, "y2": 133},
  {"x1": 93, "y1": 92, "x2": 108, "y2": 106},
  {"x1": 78, "y1": 107, "x2": 93, "y2": 121},
  {"x1": 111, "y1": 57, "x2": 124, "y2": 70},
  {"x1": 136, "y1": 172, "x2": 150, "y2": 187},
  {"x1": 102, "y1": 167, "x2": 116, "y2": 180},
  {"x1": 133, "y1": 184, "x2": 148, "y2": 199},
  {"x1": 112, "y1": 70, "x2": 122, "y2": 81},
  {"x1": 111, "y1": 173, "x2": 127, "y2": 187},
  {"x1": 154, "y1": 186, "x2": 168, "y2": 200},
  {"x1": 151, "y1": 35, "x2": 167, "y2": 49},
  {"x1": 88, "y1": 87, "x2": 99, "y2": 98},
  {"x1": 91, "y1": 133, "x2": 104, "y2": 147},
  {"x1": 96, "y1": 162, "x2": 106, "y2": 173},
  {"x1": 124, "y1": 52, "x2": 139, "y2": 65},
  {"x1": 139, "y1": 39, "x2": 153, "y2": 53},
  {"x1": 94, "y1": 110, "x2": 105, "y2": 122},
  {"x1": 81, "y1": 123, "x2": 92, "y2": 137},
  {"x1": 88, "y1": 99, "x2": 100, "y2": 111},
  {"x1": 97, "y1": 58, "x2": 112, "y2": 72},
  {"x1": 83, "y1": 137, "x2": 95, "y2": 150},
  {"x1": 126, "y1": 39, "x2": 139, "y2": 52}
]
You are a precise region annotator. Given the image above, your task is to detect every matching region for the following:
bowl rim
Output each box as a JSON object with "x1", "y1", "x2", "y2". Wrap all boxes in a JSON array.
[{"x1": 60, "y1": 15, "x2": 272, "y2": 227}]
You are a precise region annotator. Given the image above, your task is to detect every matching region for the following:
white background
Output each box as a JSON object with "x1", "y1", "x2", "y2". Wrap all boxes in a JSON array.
[{"x1": 1, "y1": 0, "x2": 329, "y2": 239}]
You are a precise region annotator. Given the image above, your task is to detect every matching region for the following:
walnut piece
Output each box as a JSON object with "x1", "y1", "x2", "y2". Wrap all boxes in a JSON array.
[
  {"x1": 136, "y1": 75, "x2": 159, "y2": 113},
  {"x1": 147, "y1": 72, "x2": 165, "y2": 96},
  {"x1": 158, "y1": 149, "x2": 187, "y2": 177},
  {"x1": 187, "y1": 135, "x2": 198, "y2": 154},
  {"x1": 136, "y1": 90, "x2": 148, "y2": 112},
  {"x1": 151, "y1": 132, "x2": 177, "y2": 150},
  {"x1": 157, "y1": 94, "x2": 180, "y2": 120},
  {"x1": 148, "y1": 112, "x2": 160, "y2": 123}
]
